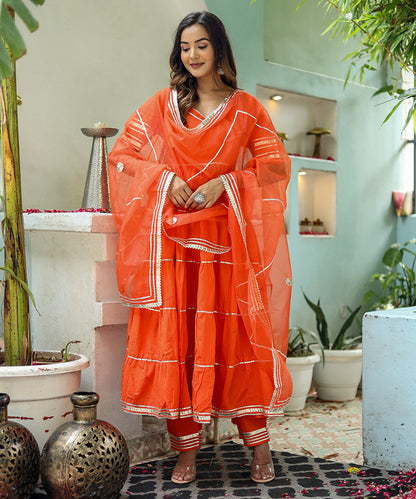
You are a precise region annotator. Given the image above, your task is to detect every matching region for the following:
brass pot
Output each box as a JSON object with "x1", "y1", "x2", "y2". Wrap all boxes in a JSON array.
[
  {"x1": 0, "y1": 393, "x2": 40, "y2": 498},
  {"x1": 40, "y1": 391, "x2": 129, "y2": 498}
]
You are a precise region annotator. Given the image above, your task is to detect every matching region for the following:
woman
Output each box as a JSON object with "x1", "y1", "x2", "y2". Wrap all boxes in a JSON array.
[{"x1": 108, "y1": 11, "x2": 292, "y2": 485}]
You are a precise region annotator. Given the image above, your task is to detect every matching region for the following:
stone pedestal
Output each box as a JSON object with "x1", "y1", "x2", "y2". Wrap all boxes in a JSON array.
[
  {"x1": 363, "y1": 307, "x2": 416, "y2": 470},
  {"x1": 24, "y1": 212, "x2": 141, "y2": 440}
]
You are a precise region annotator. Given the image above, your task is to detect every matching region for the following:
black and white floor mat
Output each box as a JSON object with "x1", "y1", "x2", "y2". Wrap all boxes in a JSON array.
[{"x1": 33, "y1": 441, "x2": 415, "y2": 498}]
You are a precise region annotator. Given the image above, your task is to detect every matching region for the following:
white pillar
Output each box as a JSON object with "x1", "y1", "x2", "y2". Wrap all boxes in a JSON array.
[{"x1": 363, "y1": 307, "x2": 416, "y2": 469}]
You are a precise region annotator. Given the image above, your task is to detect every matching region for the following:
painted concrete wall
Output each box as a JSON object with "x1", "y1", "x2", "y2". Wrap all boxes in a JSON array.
[
  {"x1": 397, "y1": 216, "x2": 416, "y2": 244},
  {"x1": 263, "y1": 0, "x2": 382, "y2": 87},
  {"x1": 16, "y1": 0, "x2": 206, "y2": 210},
  {"x1": 206, "y1": 0, "x2": 402, "y2": 336}
]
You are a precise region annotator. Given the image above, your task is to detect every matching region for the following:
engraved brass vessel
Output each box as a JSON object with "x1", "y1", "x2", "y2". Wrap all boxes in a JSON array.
[
  {"x1": 81, "y1": 126, "x2": 118, "y2": 211},
  {"x1": 40, "y1": 391, "x2": 129, "y2": 498},
  {"x1": 0, "y1": 393, "x2": 40, "y2": 498}
]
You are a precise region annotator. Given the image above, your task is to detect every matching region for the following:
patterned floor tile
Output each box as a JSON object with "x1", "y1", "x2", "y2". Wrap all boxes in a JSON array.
[
  {"x1": 31, "y1": 441, "x2": 416, "y2": 498},
  {"x1": 265, "y1": 395, "x2": 363, "y2": 465}
]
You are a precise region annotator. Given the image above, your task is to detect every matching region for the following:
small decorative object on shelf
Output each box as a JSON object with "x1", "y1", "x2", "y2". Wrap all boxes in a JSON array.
[
  {"x1": 392, "y1": 191, "x2": 414, "y2": 216},
  {"x1": 40, "y1": 392, "x2": 129, "y2": 499},
  {"x1": 306, "y1": 128, "x2": 332, "y2": 158},
  {"x1": 277, "y1": 131, "x2": 289, "y2": 143},
  {"x1": 299, "y1": 217, "x2": 312, "y2": 234},
  {"x1": 0, "y1": 393, "x2": 40, "y2": 497},
  {"x1": 312, "y1": 218, "x2": 324, "y2": 234},
  {"x1": 81, "y1": 123, "x2": 118, "y2": 211}
]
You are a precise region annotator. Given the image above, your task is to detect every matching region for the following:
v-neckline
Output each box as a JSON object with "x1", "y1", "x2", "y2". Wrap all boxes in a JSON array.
[{"x1": 171, "y1": 89, "x2": 237, "y2": 133}]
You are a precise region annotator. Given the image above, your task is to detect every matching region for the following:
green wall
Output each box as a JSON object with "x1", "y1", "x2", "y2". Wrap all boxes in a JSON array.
[
  {"x1": 263, "y1": 0, "x2": 382, "y2": 86},
  {"x1": 206, "y1": 0, "x2": 402, "y2": 337}
]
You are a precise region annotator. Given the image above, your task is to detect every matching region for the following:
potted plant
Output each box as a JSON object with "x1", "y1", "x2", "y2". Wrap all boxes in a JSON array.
[
  {"x1": 0, "y1": 1, "x2": 89, "y2": 450},
  {"x1": 362, "y1": 238, "x2": 416, "y2": 310},
  {"x1": 302, "y1": 292, "x2": 362, "y2": 402},
  {"x1": 284, "y1": 327, "x2": 322, "y2": 412}
]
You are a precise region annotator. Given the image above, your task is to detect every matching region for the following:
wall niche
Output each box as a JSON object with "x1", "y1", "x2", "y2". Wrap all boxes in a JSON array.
[
  {"x1": 256, "y1": 85, "x2": 337, "y2": 237},
  {"x1": 256, "y1": 84, "x2": 337, "y2": 161}
]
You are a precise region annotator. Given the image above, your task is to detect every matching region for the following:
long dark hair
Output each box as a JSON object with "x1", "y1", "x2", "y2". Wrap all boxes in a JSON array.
[{"x1": 169, "y1": 11, "x2": 237, "y2": 123}]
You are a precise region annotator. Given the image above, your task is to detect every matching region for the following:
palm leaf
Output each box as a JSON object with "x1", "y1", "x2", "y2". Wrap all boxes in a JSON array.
[
  {"x1": 0, "y1": 0, "x2": 44, "y2": 79},
  {"x1": 5, "y1": 0, "x2": 40, "y2": 30},
  {"x1": 0, "y1": 37, "x2": 13, "y2": 77},
  {"x1": 0, "y1": 5, "x2": 26, "y2": 58}
]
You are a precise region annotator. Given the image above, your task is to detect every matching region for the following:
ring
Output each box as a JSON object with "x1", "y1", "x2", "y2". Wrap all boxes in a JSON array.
[{"x1": 193, "y1": 193, "x2": 206, "y2": 205}]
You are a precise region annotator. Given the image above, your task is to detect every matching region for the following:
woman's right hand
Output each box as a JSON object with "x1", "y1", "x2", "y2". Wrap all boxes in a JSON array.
[{"x1": 168, "y1": 175, "x2": 193, "y2": 208}]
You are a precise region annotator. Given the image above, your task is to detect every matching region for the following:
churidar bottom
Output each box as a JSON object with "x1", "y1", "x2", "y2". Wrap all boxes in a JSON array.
[{"x1": 167, "y1": 416, "x2": 269, "y2": 451}]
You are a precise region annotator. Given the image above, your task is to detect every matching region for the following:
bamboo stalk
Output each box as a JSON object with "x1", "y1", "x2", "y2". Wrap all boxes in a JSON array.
[{"x1": 0, "y1": 41, "x2": 31, "y2": 366}]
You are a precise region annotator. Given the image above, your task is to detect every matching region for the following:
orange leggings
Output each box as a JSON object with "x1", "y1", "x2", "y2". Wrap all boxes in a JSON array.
[{"x1": 167, "y1": 416, "x2": 269, "y2": 451}]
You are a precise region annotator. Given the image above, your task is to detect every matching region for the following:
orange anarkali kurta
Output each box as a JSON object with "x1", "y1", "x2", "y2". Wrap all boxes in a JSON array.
[{"x1": 108, "y1": 88, "x2": 293, "y2": 423}]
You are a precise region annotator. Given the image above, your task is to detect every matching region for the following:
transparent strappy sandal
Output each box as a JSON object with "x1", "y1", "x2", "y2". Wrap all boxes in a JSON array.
[
  {"x1": 171, "y1": 464, "x2": 197, "y2": 484},
  {"x1": 250, "y1": 461, "x2": 275, "y2": 483}
]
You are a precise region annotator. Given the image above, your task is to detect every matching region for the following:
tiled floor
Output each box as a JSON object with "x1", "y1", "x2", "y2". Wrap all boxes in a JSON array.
[
  {"x1": 264, "y1": 394, "x2": 363, "y2": 465},
  {"x1": 129, "y1": 393, "x2": 363, "y2": 466},
  {"x1": 38, "y1": 395, "x2": 416, "y2": 498}
]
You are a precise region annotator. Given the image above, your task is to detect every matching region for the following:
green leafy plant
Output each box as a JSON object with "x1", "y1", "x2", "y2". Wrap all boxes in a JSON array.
[
  {"x1": 287, "y1": 326, "x2": 324, "y2": 359},
  {"x1": 0, "y1": 0, "x2": 45, "y2": 366},
  {"x1": 303, "y1": 291, "x2": 361, "y2": 350},
  {"x1": 306, "y1": 0, "x2": 416, "y2": 127},
  {"x1": 363, "y1": 238, "x2": 416, "y2": 310},
  {"x1": 0, "y1": 0, "x2": 44, "y2": 79}
]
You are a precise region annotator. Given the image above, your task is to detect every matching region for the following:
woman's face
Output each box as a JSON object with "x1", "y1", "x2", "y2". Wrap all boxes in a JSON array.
[{"x1": 180, "y1": 23, "x2": 216, "y2": 81}]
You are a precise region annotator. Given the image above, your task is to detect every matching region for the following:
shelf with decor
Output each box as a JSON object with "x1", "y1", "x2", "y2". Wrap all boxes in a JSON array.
[
  {"x1": 257, "y1": 85, "x2": 337, "y2": 237},
  {"x1": 289, "y1": 155, "x2": 336, "y2": 170},
  {"x1": 297, "y1": 167, "x2": 336, "y2": 237}
]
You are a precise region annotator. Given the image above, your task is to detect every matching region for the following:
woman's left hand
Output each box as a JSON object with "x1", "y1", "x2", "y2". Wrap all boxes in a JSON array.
[{"x1": 185, "y1": 177, "x2": 225, "y2": 210}]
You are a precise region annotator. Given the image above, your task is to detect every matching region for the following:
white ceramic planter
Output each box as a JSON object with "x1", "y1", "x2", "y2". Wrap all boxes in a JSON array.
[
  {"x1": 0, "y1": 352, "x2": 89, "y2": 450},
  {"x1": 285, "y1": 353, "x2": 320, "y2": 412},
  {"x1": 312, "y1": 349, "x2": 362, "y2": 402}
]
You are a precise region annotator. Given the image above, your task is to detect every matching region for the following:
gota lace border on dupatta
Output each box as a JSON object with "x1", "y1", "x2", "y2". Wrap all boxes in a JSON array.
[
  {"x1": 219, "y1": 172, "x2": 285, "y2": 414},
  {"x1": 169, "y1": 88, "x2": 238, "y2": 133},
  {"x1": 120, "y1": 169, "x2": 175, "y2": 309}
]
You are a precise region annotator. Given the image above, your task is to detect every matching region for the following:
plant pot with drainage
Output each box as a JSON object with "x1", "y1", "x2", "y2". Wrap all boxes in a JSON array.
[{"x1": 302, "y1": 292, "x2": 362, "y2": 402}]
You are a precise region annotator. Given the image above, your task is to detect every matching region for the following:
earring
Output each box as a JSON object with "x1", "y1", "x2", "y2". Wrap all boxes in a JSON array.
[{"x1": 218, "y1": 64, "x2": 224, "y2": 75}]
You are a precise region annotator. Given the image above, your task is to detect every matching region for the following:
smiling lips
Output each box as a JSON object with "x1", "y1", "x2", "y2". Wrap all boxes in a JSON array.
[{"x1": 191, "y1": 63, "x2": 203, "y2": 69}]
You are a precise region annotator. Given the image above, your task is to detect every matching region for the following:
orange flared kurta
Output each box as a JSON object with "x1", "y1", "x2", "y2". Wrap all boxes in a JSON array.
[{"x1": 108, "y1": 88, "x2": 292, "y2": 423}]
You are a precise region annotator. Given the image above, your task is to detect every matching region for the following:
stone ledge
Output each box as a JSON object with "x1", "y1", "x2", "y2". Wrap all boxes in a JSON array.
[{"x1": 23, "y1": 212, "x2": 116, "y2": 233}]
